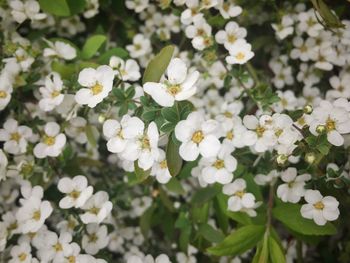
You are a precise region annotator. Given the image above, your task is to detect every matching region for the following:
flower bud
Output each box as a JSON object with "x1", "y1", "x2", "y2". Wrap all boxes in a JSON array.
[
  {"x1": 276, "y1": 154, "x2": 288, "y2": 165},
  {"x1": 305, "y1": 152, "x2": 316, "y2": 164},
  {"x1": 303, "y1": 104, "x2": 313, "y2": 114},
  {"x1": 98, "y1": 115, "x2": 106, "y2": 123},
  {"x1": 316, "y1": 124, "x2": 326, "y2": 134}
]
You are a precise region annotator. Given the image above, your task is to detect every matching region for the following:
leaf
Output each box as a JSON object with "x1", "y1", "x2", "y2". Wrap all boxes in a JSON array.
[
  {"x1": 131, "y1": 161, "x2": 150, "y2": 185},
  {"x1": 161, "y1": 107, "x2": 178, "y2": 123},
  {"x1": 311, "y1": 0, "x2": 344, "y2": 29},
  {"x1": 98, "y1": 47, "x2": 128, "y2": 64},
  {"x1": 85, "y1": 125, "x2": 96, "y2": 147},
  {"x1": 268, "y1": 236, "x2": 286, "y2": 263},
  {"x1": 140, "y1": 205, "x2": 156, "y2": 237},
  {"x1": 227, "y1": 211, "x2": 253, "y2": 226},
  {"x1": 207, "y1": 225, "x2": 265, "y2": 256},
  {"x1": 142, "y1": 45, "x2": 175, "y2": 84},
  {"x1": 51, "y1": 61, "x2": 75, "y2": 79},
  {"x1": 257, "y1": 235, "x2": 269, "y2": 263},
  {"x1": 39, "y1": 0, "x2": 85, "y2": 16},
  {"x1": 166, "y1": 136, "x2": 183, "y2": 177},
  {"x1": 166, "y1": 178, "x2": 185, "y2": 195},
  {"x1": 198, "y1": 223, "x2": 225, "y2": 243},
  {"x1": 81, "y1": 35, "x2": 107, "y2": 59},
  {"x1": 191, "y1": 185, "x2": 221, "y2": 205},
  {"x1": 272, "y1": 203, "x2": 337, "y2": 236}
]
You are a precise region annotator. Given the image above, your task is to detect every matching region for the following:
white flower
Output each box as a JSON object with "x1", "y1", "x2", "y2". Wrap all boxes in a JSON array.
[
  {"x1": 16, "y1": 196, "x2": 53, "y2": 234},
  {"x1": 75, "y1": 65, "x2": 115, "y2": 108},
  {"x1": 226, "y1": 39, "x2": 254, "y2": 65},
  {"x1": 199, "y1": 145, "x2": 237, "y2": 185},
  {"x1": 143, "y1": 58, "x2": 199, "y2": 107},
  {"x1": 309, "y1": 99, "x2": 350, "y2": 146},
  {"x1": 82, "y1": 224, "x2": 109, "y2": 255},
  {"x1": 43, "y1": 40, "x2": 77, "y2": 60},
  {"x1": 0, "y1": 222, "x2": 7, "y2": 252},
  {"x1": 103, "y1": 115, "x2": 144, "y2": 154},
  {"x1": 33, "y1": 122, "x2": 66, "y2": 158},
  {"x1": 215, "y1": 0, "x2": 242, "y2": 19},
  {"x1": 0, "y1": 73, "x2": 13, "y2": 111},
  {"x1": 80, "y1": 191, "x2": 113, "y2": 224},
  {"x1": 38, "y1": 72, "x2": 65, "y2": 111},
  {"x1": 126, "y1": 34, "x2": 152, "y2": 58},
  {"x1": 215, "y1": 21, "x2": 247, "y2": 50},
  {"x1": 185, "y1": 16, "x2": 212, "y2": 50},
  {"x1": 0, "y1": 119, "x2": 32, "y2": 155},
  {"x1": 297, "y1": 10, "x2": 322, "y2": 37},
  {"x1": 121, "y1": 122, "x2": 160, "y2": 170},
  {"x1": 37, "y1": 232, "x2": 72, "y2": 262},
  {"x1": 223, "y1": 178, "x2": 259, "y2": 217},
  {"x1": 255, "y1": 170, "x2": 279, "y2": 186},
  {"x1": 9, "y1": 0, "x2": 46, "y2": 24},
  {"x1": 125, "y1": 0, "x2": 149, "y2": 13},
  {"x1": 9, "y1": 242, "x2": 32, "y2": 263},
  {"x1": 277, "y1": 168, "x2": 311, "y2": 203},
  {"x1": 0, "y1": 150, "x2": 8, "y2": 181},
  {"x1": 175, "y1": 112, "x2": 221, "y2": 161},
  {"x1": 300, "y1": 190, "x2": 339, "y2": 226},
  {"x1": 83, "y1": 0, "x2": 99, "y2": 18},
  {"x1": 109, "y1": 56, "x2": 141, "y2": 81},
  {"x1": 58, "y1": 175, "x2": 93, "y2": 209},
  {"x1": 3, "y1": 48, "x2": 34, "y2": 72},
  {"x1": 150, "y1": 150, "x2": 172, "y2": 184},
  {"x1": 272, "y1": 15, "x2": 294, "y2": 40},
  {"x1": 65, "y1": 117, "x2": 88, "y2": 144}
]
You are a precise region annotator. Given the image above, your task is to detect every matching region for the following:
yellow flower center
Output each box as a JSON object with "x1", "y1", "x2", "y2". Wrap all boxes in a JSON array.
[
  {"x1": 160, "y1": 160, "x2": 167, "y2": 169},
  {"x1": 325, "y1": 118, "x2": 336, "y2": 132},
  {"x1": 88, "y1": 233, "x2": 98, "y2": 243},
  {"x1": 18, "y1": 253, "x2": 27, "y2": 261},
  {"x1": 224, "y1": 111, "x2": 232, "y2": 118},
  {"x1": 69, "y1": 190, "x2": 81, "y2": 199},
  {"x1": 226, "y1": 131, "x2": 234, "y2": 140},
  {"x1": 140, "y1": 136, "x2": 150, "y2": 150},
  {"x1": 53, "y1": 242, "x2": 63, "y2": 252},
  {"x1": 275, "y1": 129, "x2": 283, "y2": 137},
  {"x1": 44, "y1": 135, "x2": 56, "y2": 146},
  {"x1": 235, "y1": 52, "x2": 245, "y2": 60},
  {"x1": 256, "y1": 126, "x2": 265, "y2": 138},
  {"x1": 227, "y1": 34, "x2": 237, "y2": 43},
  {"x1": 51, "y1": 90, "x2": 61, "y2": 98},
  {"x1": 10, "y1": 132, "x2": 21, "y2": 142},
  {"x1": 168, "y1": 85, "x2": 182, "y2": 96},
  {"x1": 0, "y1": 91, "x2": 7, "y2": 98},
  {"x1": 235, "y1": 190, "x2": 245, "y2": 198},
  {"x1": 89, "y1": 207, "x2": 100, "y2": 215},
  {"x1": 68, "y1": 256, "x2": 76, "y2": 263},
  {"x1": 191, "y1": 130, "x2": 204, "y2": 144},
  {"x1": 213, "y1": 159, "x2": 225, "y2": 169},
  {"x1": 134, "y1": 43, "x2": 142, "y2": 50},
  {"x1": 91, "y1": 83, "x2": 103, "y2": 95},
  {"x1": 313, "y1": 201, "x2": 324, "y2": 210},
  {"x1": 32, "y1": 210, "x2": 41, "y2": 221},
  {"x1": 297, "y1": 117, "x2": 305, "y2": 126}
]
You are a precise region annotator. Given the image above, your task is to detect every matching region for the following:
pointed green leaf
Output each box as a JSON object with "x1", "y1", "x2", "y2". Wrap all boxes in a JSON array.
[
  {"x1": 166, "y1": 135, "x2": 183, "y2": 176},
  {"x1": 268, "y1": 236, "x2": 286, "y2": 263},
  {"x1": 81, "y1": 35, "x2": 106, "y2": 59}
]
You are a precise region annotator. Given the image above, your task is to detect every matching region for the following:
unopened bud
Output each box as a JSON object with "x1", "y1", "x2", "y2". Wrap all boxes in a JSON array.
[
  {"x1": 303, "y1": 104, "x2": 313, "y2": 114},
  {"x1": 98, "y1": 115, "x2": 106, "y2": 123},
  {"x1": 276, "y1": 154, "x2": 288, "y2": 165},
  {"x1": 305, "y1": 152, "x2": 316, "y2": 164},
  {"x1": 316, "y1": 125, "x2": 326, "y2": 134}
]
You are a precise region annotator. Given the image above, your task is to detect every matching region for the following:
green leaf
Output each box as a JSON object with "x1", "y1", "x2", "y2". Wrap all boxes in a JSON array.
[
  {"x1": 198, "y1": 223, "x2": 225, "y2": 243},
  {"x1": 98, "y1": 47, "x2": 128, "y2": 64},
  {"x1": 311, "y1": 0, "x2": 344, "y2": 29},
  {"x1": 227, "y1": 211, "x2": 253, "y2": 226},
  {"x1": 165, "y1": 178, "x2": 185, "y2": 194},
  {"x1": 191, "y1": 185, "x2": 221, "y2": 205},
  {"x1": 131, "y1": 162, "x2": 150, "y2": 185},
  {"x1": 81, "y1": 35, "x2": 107, "y2": 59},
  {"x1": 207, "y1": 225, "x2": 265, "y2": 256},
  {"x1": 161, "y1": 107, "x2": 179, "y2": 123},
  {"x1": 39, "y1": 0, "x2": 85, "y2": 16},
  {"x1": 160, "y1": 122, "x2": 176, "y2": 133},
  {"x1": 140, "y1": 205, "x2": 156, "y2": 237},
  {"x1": 166, "y1": 136, "x2": 183, "y2": 177},
  {"x1": 257, "y1": 235, "x2": 269, "y2": 263},
  {"x1": 142, "y1": 45, "x2": 175, "y2": 84},
  {"x1": 272, "y1": 203, "x2": 337, "y2": 236},
  {"x1": 85, "y1": 125, "x2": 96, "y2": 147},
  {"x1": 51, "y1": 61, "x2": 75, "y2": 79},
  {"x1": 268, "y1": 236, "x2": 286, "y2": 263}
]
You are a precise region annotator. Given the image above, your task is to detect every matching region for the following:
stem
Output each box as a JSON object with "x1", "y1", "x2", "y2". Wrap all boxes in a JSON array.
[
  {"x1": 246, "y1": 62, "x2": 260, "y2": 86},
  {"x1": 297, "y1": 240, "x2": 303, "y2": 263},
  {"x1": 266, "y1": 183, "x2": 275, "y2": 231}
]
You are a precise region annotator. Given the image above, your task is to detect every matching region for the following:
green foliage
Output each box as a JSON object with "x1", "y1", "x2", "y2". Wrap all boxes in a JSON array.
[
  {"x1": 207, "y1": 225, "x2": 265, "y2": 256},
  {"x1": 142, "y1": 45, "x2": 175, "y2": 84},
  {"x1": 38, "y1": 0, "x2": 86, "y2": 16},
  {"x1": 273, "y1": 203, "x2": 337, "y2": 236},
  {"x1": 166, "y1": 136, "x2": 183, "y2": 176},
  {"x1": 81, "y1": 35, "x2": 107, "y2": 59}
]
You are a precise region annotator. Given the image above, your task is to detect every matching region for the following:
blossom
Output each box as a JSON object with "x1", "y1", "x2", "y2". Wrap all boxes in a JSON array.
[
  {"x1": 33, "y1": 122, "x2": 66, "y2": 158},
  {"x1": 0, "y1": 150, "x2": 8, "y2": 181},
  {"x1": 125, "y1": 0, "x2": 149, "y2": 13},
  {"x1": 75, "y1": 65, "x2": 115, "y2": 108},
  {"x1": 0, "y1": 73, "x2": 13, "y2": 111},
  {"x1": 277, "y1": 168, "x2": 311, "y2": 203},
  {"x1": 121, "y1": 122, "x2": 160, "y2": 170},
  {"x1": 226, "y1": 39, "x2": 254, "y2": 65},
  {"x1": 272, "y1": 15, "x2": 294, "y2": 40},
  {"x1": 82, "y1": 224, "x2": 109, "y2": 255},
  {"x1": 9, "y1": 242, "x2": 32, "y2": 263},
  {"x1": 223, "y1": 178, "x2": 259, "y2": 217},
  {"x1": 103, "y1": 115, "x2": 144, "y2": 154},
  {"x1": 143, "y1": 58, "x2": 199, "y2": 107},
  {"x1": 38, "y1": 72, "x2": 65, "y2": 111},
  {"x1": 65, "y1": 117, "x2": 88, "y2": 144},
  {"x1": 126, "y1": 34, "x2": 151, "y2": 58},
  {"x1": 175, "y1": 111, "x2": 221, "y2": 161},
  {"x1": 150, "y1": 150, "x2": 172, "y2": 184},
  {"x1": 43, "y1": 40, "x2": 77, "y2": 60},
  {"x1": 37, "y1": 232, "x2": 72, "y2": 262},
  {"x1": 0, "y1": 119, "x2": 32, "y2": 155},
  {"x1": 9, "y1": 0, "x2": 46, "y2": 24},
  {"x1": 58, "y1": 175, "x2": 93, "y2": 209},
  {"x1": 109, "y1": 56, "x2": 141, "y2": 81},
  {"x1": 300, "y1": 190, "x2": 339, "y2": 226},
  {"x1": 80, "y1": 191, "x2": 113, "y2": 224},
  {"x1": 215, "y1": 21, "x2": 247, "y2": 50}
]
